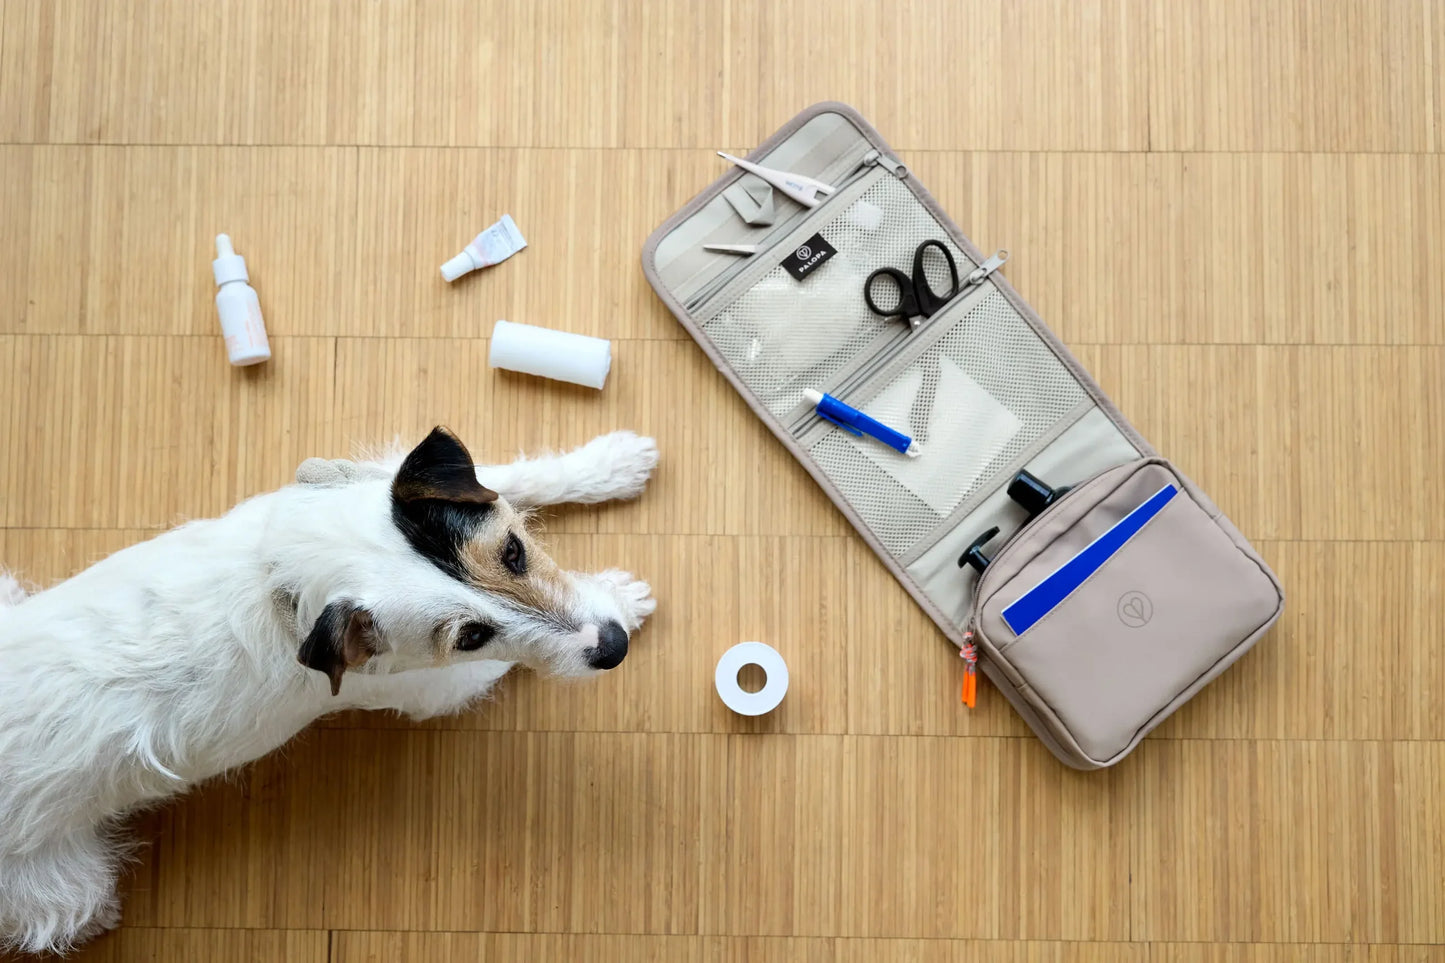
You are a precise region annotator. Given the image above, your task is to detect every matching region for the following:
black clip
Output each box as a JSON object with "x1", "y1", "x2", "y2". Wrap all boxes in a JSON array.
[
  {"x1": 1007, "y1": 470, "x2": 1071, "y2": 520},
  {"x1": 959, "y1": 473, "x2": 1073, "y2": 578},
  {"x1": 957, "y1": 526, "x2": 1000, "y2": 574}
]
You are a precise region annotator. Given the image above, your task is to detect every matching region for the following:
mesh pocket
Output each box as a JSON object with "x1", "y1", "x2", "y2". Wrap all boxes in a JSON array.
[
  {"x1": 700, "y1": 177, "x2": 965, "y2": 418},
  {"x1": 809, "y1": 291, "x2": 1088, "y2": 557}
]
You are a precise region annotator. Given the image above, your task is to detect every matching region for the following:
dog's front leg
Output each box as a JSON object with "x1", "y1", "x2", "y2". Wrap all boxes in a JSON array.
[
  {"x1": 349, "y1": 661, "x2": 515, "y2": 721},
  {"x1": 574, "y1": 569, "x2": 657, "y2": 633},
  {"x1": 476, "y1": 431, "x2": 659, "y2": 508}
]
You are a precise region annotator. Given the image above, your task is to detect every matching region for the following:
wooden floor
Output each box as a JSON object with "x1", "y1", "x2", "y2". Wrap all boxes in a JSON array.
[{"x1": 2, "y1": 1, "x2": 1443, "y2": 960}]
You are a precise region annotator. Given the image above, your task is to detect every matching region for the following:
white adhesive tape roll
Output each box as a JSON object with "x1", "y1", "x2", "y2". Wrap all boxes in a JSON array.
[
  {"x1": 714, "y1": 642, "x2": 789, "y2": 716},
  {"x1": 489, "y1": 320, "x2": 612, "y2": 390}
]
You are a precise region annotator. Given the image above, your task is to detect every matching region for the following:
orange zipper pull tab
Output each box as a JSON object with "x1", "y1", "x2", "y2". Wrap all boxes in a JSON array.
[{"x1": 959, "y1": 631, "x2": 978, "y2": 708}]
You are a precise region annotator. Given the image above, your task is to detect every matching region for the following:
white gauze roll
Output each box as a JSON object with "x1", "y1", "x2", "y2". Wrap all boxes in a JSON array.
[{"x1": 489, "y1": 320, "x2": 612, "y2": 390}]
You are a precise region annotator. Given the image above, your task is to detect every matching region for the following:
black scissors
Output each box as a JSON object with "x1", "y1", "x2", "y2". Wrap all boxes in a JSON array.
[{"x1": 864, "y1": 240, "x2": 960, "y2": 328}]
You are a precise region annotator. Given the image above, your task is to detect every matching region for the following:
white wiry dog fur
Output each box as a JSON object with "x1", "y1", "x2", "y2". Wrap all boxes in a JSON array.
[{"x1": 0, "y1": 426, "x2": 659, "y2": 954}]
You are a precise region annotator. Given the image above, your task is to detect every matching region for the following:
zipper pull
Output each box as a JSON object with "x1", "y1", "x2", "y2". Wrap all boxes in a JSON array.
[
  {"x1": 863, "y1": 149, "x2": 909, "y2": 178},
  {"x1": 959, "y1": 629, "x2": 979, "y2": 708},
  {"x1": 965, "y1": 249, "x2": 1009, "y2": 286}
]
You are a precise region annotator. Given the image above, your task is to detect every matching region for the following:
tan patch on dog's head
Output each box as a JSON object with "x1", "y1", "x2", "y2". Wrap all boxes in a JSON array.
[{"x1": 452, "y1": 503, "x2": 579, "y2": 632}]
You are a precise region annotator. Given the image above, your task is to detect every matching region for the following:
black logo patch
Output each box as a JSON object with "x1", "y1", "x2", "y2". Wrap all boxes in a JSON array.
[
  {"x1": 783, "y1": 233, "x2": 837, "y2": 281},
  {"x1": 1117, "y1": 591, "x2": 1154, "y2": 628}
]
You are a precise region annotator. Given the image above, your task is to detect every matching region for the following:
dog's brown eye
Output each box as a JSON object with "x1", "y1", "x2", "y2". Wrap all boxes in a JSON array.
[
  {"x1": 458, "y1": 622, "x2": 495, "y2": 651},
  {"x1": 501, "y1": 533, "x2": 526, "y2": 576}
]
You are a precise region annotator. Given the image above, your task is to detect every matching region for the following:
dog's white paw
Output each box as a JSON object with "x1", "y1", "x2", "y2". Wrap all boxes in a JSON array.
[
  {"x1": 575, "y1": 431, "x2": 659, "y2": 501},
  {"x1": 595, "y1": 569, "x2": 657, "y2": 632},
  {"x1": 0, "y1": 572, "x2": 27, "y2": 608}
]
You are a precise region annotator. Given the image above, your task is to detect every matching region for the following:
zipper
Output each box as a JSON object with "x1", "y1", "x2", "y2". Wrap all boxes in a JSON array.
[
  {"x1": 683, "y1": 149, "x2": 909, "y2": 314},
  {"x1": 959, "y1": 628, "x2": 979, "y2": 707},
  {"x1": 965, "y1": 249, "x2": 1009, "y2": 285},
  {"x1": 787, "y1": 252, "x2": 1010, "y2": 437},
  {"x1": 784, "y1": 326, "x2": 907, "y2": 434},
  {"x1": 870, "y1": 150, "x2": 908, "y2": 177},
  {"x1": 837, "y1": 252, "x2": 1007, "y2": 396}
]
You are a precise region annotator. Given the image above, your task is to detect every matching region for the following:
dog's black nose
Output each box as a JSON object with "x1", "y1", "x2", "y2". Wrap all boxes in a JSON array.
[{"x1": 586, "y1": 620, "x2": 629, "y2": 670}]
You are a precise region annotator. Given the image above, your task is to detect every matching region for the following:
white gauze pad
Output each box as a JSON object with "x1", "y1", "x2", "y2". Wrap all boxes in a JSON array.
[
  {"x1": 848, "y1": 357, "x2": 1022, "y2": 515},
  {"x1": 489, "y1": 320, "x2": 612, "y2": 390},
  {"x1": 740, "y1": 265, "x2": 867, "y2": 371}
]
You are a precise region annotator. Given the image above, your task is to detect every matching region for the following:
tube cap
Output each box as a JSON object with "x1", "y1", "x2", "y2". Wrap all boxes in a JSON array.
[
  {"x1": 212, "y1": 234, "x2": 249, "y2": 286},
  {"x1": 440, "y1": 251, "x2": 477, "y2": 282}
]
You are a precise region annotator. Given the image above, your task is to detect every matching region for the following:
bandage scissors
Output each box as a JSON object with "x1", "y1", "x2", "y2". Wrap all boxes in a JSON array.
[{"x1": 864, "y1": 240, "x2": 960, "y2": 328}]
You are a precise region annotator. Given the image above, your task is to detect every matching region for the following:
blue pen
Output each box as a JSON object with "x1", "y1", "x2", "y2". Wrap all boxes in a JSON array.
[{"x1": 804, "y1": 388, "x2": 920, "y2": 458}]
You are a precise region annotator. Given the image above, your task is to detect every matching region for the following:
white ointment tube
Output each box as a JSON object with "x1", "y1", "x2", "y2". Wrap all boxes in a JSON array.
[
  {"x1": 441, "y1": 215, "x2": 527, "y2": 281},
  {"x1": 715, "y1": 642, "x2": 789, "y2": 716},
  {"x1": 489, "y1": 320, "x2": 612, "y2": 390}
]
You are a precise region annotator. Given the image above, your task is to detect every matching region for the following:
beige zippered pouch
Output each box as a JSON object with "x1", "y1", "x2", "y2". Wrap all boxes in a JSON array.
[{"x1": 641, "y1": 103, "x2": 1284, "y2": 769}]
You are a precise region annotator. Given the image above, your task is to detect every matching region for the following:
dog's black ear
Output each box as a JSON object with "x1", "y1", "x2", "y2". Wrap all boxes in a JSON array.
[
  {"x1": 391, "y1": 427, "x2": 499, "y2": 507},
  {"x1": 298, "y1": 601, "x2": 379, "y2": 697},
  {"x1": 391, "y1": 428, "x2": 500, "y2": 580}
]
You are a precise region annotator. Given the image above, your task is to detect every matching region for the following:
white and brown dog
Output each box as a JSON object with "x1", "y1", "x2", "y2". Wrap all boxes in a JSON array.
[{"x1": 0, "y1": 427, "x2": 659, "y2": 954}]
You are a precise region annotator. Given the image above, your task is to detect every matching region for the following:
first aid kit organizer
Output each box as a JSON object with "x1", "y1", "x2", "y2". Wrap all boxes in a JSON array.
[{"x1": 643, "y1": 103, "x2": 1284, "y2": 769}]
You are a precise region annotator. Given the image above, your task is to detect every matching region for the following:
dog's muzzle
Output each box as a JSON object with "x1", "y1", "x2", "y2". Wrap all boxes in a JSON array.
[{"x1": 585, "y1": 620, "x2": 629, "y2": 670}]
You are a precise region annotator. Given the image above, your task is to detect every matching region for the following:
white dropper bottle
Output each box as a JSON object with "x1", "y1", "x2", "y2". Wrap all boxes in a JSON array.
[{"x1": 211, "y1": 234, "x2": 271, "y2": 366}]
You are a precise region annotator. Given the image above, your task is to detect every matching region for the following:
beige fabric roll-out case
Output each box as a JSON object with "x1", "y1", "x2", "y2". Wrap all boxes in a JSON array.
[{"x1": 641, "y1": 102, "x2": 1284, "y2": 769}]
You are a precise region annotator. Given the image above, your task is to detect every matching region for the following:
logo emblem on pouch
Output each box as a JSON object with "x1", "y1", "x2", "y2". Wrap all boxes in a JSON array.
[
  {"x1": 783, "y1": 232, "x2": 838, "y2": 281},
  {"x1": 1117, "y1": 591, "x2": 1153, "y2": 628}
]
